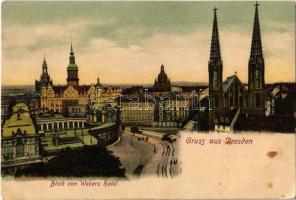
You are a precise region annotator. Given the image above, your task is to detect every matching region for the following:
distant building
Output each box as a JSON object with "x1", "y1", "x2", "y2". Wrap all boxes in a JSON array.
[
  {"x1": 5, "y1": 92, "x2": 40, "y2": 115},
  {"x1": 122, "y1": 86, "x2": 144, "y2": 95},
  {"x1": 154, "y1": 94, "x2": 190, "y2": 127},
  {"x1": 100, "y1": 86, "x2": 123, "y2": 102},
  {"x1": 1, "y1": 96, "x2": 10, "y2": 122},
  {"x1": 2, "y1": 103, "x2": 42, "y2": 171},
  {"x1": 153, "y1": 64, "x2": 171, "y2": 93},
  {"x1": 222, "y1": 74, "x2": 248, "y2": 110},
  {"x1": 87, "y1": 97, "x2": 122, "y2": 146},
  {"x1": 119, "y1": 95, "x2": 155, "y2": 127},
  {"x1": 266, "y1": 83, "x2": 296, "y2": 116},
  {"x1": 40, "y1": 44, "x2": 99, "y2": 116},
  {"x1": 118, "y1": 93, "x2": 190, "y2": 127},
  {"x1": 68, "y1": 105, "x2": 87, "y2": 117},
  {"x1": 35, "y1": 113, "x2": 86, "y2": 132},
  {"x1": 87, "y1": 97, "x2": 119, "y2": 126}
]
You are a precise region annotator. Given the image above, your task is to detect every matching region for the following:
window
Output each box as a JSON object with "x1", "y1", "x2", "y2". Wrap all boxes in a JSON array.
[
  {"x1": 255, "y1": 69, "x2": 260, "y2": 87},
  {"x1": 28, "y1": 144, "x2": 35, "y2": 156},
  {"x1": 256, "y1": 94, "x2": 260, "y2": 107},
  {"x1": 16, "y1": 142, "x2": 25, "y2": 157},
  {"x1": 3, "y1": 145, "x2": 12, "y2": 160},
  {"x1": 213, "y1": 70, "x2": 218, "y2": 89}
]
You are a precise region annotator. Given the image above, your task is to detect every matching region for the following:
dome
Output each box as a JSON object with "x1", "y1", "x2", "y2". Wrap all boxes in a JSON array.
[{"x1": 3, "y1": 103, "x2": 35, "y2": 138}]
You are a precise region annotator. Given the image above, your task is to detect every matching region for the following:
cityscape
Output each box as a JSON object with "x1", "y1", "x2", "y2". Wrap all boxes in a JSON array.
[{"x1": 1, "y1": 2, "x2": 295, "y2": 178}]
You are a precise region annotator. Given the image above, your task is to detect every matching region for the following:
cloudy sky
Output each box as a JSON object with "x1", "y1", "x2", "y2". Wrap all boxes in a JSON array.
[{"x1": 2, "y1": 1, "x2": 295, "y2": 85}]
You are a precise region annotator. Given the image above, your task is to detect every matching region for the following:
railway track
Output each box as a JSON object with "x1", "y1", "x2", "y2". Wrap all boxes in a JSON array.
[{"x1": 158, "y1": 140, "x2": 176, "y2": 178}]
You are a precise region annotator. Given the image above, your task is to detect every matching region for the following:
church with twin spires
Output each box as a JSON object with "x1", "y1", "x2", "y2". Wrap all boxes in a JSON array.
[{"x1": 208, "y1": 3, "x2": 266, "y2": 130}]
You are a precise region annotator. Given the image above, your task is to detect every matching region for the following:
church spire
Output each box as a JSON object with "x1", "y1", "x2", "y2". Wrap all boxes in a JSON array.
[
  {"x1": 42, "y1": 56, "x2": 48, "y2": 76},
  {"x1": 250, "y1": 2, "x2": 263, "y2": 61},
  {"x1": 248, "y1": 2, "x2": 266, "y2": 114},
  {"x1": 96, "y1": 73, "x2": 102, "y2": 87},
  {"x1": 69, "y1": 43, "x2": 75, "y2": 64},
  {"x1": 67, "y1": 42, "x2": 79, "y2": 86},
  {"x1": 209, "y1": 7, "x2": 221, "y2": 63},
  {"x1": 208, "y1": 7, "x2": 224, "y2": 128},
  {"x1": 161, "y1": 64, "x2": 164, "y2": 72},
  {"x1": 71, "y1": 42, "x2": 73, "y2": 53}
]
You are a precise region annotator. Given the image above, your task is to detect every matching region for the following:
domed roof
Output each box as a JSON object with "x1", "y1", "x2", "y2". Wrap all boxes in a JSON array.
[
  {"x1": 157, "y1": 64, "x2": 168, "y2": 80},
  {"x1": 67, "y1": 63, "x2": 78, "y2": 70},
  {"x1": 3, "y1": 103, "x2": 35, "y2": 138},
  {"x1": 153, "y1": 64, "x2": 171, "y2": 92}
]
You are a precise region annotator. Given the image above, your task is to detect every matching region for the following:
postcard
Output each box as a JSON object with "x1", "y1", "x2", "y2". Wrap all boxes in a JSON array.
[{"x1": 1, "y1": 1, "x2": 295, "y2": 199}]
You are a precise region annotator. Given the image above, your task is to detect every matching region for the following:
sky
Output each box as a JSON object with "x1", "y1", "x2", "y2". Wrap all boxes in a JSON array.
[{"x1": 2, "y1": 1, "x2": 295, "y2": 85}]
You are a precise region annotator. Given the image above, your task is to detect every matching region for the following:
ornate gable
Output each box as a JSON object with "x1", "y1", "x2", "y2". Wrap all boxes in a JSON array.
[{"x1": 64, "y1": 85, "x2": 79, "y2": 98}]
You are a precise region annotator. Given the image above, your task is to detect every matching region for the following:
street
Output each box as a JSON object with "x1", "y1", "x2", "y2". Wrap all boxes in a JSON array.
[{"x1": 108, "y1": 129, "x2": 181, "y2": 179}]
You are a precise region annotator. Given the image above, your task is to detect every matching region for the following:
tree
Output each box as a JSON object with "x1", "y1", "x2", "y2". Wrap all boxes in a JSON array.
[{"x1": 15, "y1": 145, "x2": 125, "y2": 177}]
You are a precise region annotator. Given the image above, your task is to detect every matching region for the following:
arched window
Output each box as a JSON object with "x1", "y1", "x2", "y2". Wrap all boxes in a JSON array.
[
  {"x1": 48, "y1": 123, "x2": 53, "y2": 130},
  {"x1": 64, "y1": 122, "x2": 68, "y2": 129},
  {"x1": 255, "y1": 69, "x2": 260, "y2": 87},
  {"x1": 69, "y1": 121, "x2": 73, "y2": 129},
  {"x1": 54, "y1": 123, "x2": 58, "y2": 130},
  {"x1": 59, "y1": 122, "x2": 63, "y2": 129},
  {"x1": 43, "y1": 124, "x2": 47, "y2": 130},
  {"x1": 107, "y1": 112, "x2": 113, "y2": 121},
  {"x1": 213, "y1": 70, "x2": 218, "y2": 89},
  {"x1": 16, "y1": 142, "x2": 25, "y2": 157}
]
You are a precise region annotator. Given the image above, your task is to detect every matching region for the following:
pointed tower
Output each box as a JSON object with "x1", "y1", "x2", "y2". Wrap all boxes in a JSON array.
[
  {"x1": 95, "y1": 73, "x2": 102, "y2": 99},
  {"x1": 41, "y1": 57, "x2": 49, "y2": 77},
  {"x1": 96, "y1": 73, "x2": 102, "y2": 88},
  {"x1": 35, "y1": 56, "x2": 53, "y2": 93},
  {"x1": 248, "y1": 2, "x2": 265, "y2": 114},
  {"x1": 67, "y1": 43, "x2": 79, "y2": 87},
  {"x1": 208, "y1": 7, "x2": 223, "y2": 129}
]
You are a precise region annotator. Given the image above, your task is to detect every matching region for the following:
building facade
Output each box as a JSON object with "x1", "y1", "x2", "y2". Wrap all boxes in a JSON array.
[
  {"x1": 119, "y1": 95, "x2": 155, "y2": 127},
  {"x1": 87, "y1": 97, "x2": 119, "y2": 126},
  {"x1": 118, "y1": 94, "x2": 190, "y2": 127},
  {"x1": 40, "y1": 45, "x2": 98, "y2": 116},
  {"x1": 2, "y1": 103, "x2": 41, "y2": 170},
  {"x1": 223, "y1": 75, "x2": 248, "y2": 110}
]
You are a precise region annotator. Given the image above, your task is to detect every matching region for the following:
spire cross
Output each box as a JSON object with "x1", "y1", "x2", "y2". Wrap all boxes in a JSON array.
[
  {"x1": 213, "y1": 7, "x2": 218, "y2": 12},
  {"x1": 254, "y1": 1, "x2": 260, "y2": 7}
]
